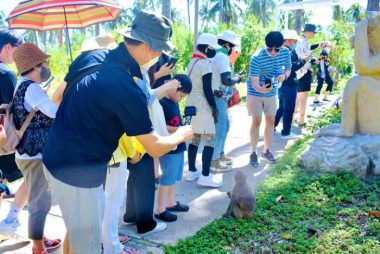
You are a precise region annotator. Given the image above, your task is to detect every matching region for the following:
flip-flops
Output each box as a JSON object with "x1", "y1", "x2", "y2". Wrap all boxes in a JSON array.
[
  {"x1": 119, "y1": 235, "x2": 130, "y2": 244},
  {"x1": 43, "y1": 237, "x2": 62, "y2": 252},
  {"x1": 121, "y1": 246, "x2": 138, "y2": 254}
]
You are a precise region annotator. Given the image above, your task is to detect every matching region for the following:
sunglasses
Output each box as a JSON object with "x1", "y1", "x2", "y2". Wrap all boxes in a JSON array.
[{"x1": 266, "y1": 47, "x2": 281, "y2": 53}]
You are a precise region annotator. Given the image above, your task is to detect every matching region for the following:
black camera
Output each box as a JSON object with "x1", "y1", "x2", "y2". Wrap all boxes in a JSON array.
[
  {"x1": 310, "y1": 57, "x2": 317, "y2": 64},
  {"x1": 184, "y1": 106, "x2": 197, "y2": 125}
]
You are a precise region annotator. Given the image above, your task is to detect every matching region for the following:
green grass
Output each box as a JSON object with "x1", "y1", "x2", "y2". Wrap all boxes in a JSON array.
[{"x1": 164, "y1": 137, "x2": 380, "y2": 254}]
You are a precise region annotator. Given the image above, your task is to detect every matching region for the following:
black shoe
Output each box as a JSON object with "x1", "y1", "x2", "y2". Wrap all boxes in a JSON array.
[
  {"x1": 313, "y1": 100, "x2": 320, "y2": 104},
  {"x1": 154, "y1": 210, "x2": 177, "y2": 222},
  {"x1": 261, "y1": 151, "x2": 277, "y2": 164},
  {"x1": 250, "y1": 152, "x2": 259, "y2": 167},
  {"x1": 167, "y1": 202, "x2": 189, "y2": 212},
  {"x1": 323, "y1": 98, "x2": 330, "y2": 102}
]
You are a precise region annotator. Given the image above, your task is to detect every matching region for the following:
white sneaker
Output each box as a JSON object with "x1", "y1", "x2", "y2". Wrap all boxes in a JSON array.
[
  {"x1": 197, "y1": 174, "x2": 222, "y2": 188},
  {"x1": 0, "y1": 219, "x2": 23, "y2": 240},
  {"x1": 186, "y1": 171, "x2": 201, "y2": 181},
  {"x1": 281, "y1": 132, "x2": 301, "y2": 140},
  {"x1": 139, "y1": 222, "x2": 167, "y2": 237}
]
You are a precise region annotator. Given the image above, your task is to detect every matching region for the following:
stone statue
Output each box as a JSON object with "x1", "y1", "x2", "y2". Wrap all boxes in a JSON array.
[
  {"x1": 342, "y1": 12, "x2": 380, "y2": 136},
  {"x1": 300, "y1": 13, "x2": 380, "y2": 179}
]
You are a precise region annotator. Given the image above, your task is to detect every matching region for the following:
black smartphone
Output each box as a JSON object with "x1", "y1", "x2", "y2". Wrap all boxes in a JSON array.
[
  {"x1": 167, "y1": 57, "x2": 178, "y2": 66},
  {"x1": 264, "y1": 78, "x2": 272, "y2": 88},
  {"x1": 184, "y1": 106, "x2": 197, "y2": 117}
]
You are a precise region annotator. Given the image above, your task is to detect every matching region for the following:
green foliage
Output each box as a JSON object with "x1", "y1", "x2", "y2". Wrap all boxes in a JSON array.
[
  {"x1": 171, "y1": 23, "x2": 194, "y2": 74},
  {"x1": 306, "y1": 107, "x2": 342, "y2": 133},
  {"x1": 164, "y1": 137, "x2": 380, "y2": 253},
  {"x1": 311, "y1": 20, "x2": 355, "y2": 77}
]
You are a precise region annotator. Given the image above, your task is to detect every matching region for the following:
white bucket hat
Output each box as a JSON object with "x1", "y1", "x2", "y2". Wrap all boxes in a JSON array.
[
  {"x1": 218, "y1": 30, "x2": 241, "y2": 46},
  {"x1": 81, "y1": 34, "x2": 117, "y2": 52},
  {"x1": 283, "y1": 30, "x2": 299, "y2": 41},
  {"x1": 197, "y1": 33, "x2": 221, "y2": 49}
]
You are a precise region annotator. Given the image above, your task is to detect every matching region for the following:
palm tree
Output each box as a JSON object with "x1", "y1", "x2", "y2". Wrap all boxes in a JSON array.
[
  {"x1": 367, "y1": 0, "x2": 380, "y2": 11},
  {"x1": 205, "y1": 0, "x2": 243, "y2": 26},
  {"x1": 162, "y1": 0, "x2": 171, "y2": 19},
  {"x1": 247, "y1": 0, "x2": 276, "y2": 27},
  {"x1": 294, "y1": 0, "x2": 302, "y2": 33},
  {"x1": 187, "y1": 0, "x2": 192, "y2": 29}
]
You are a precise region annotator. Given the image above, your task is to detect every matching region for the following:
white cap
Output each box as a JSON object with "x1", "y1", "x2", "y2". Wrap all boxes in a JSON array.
[
  {"x1": 81, "y1": 33, "x2": 117, "y2": 52},
  {"x1": 218, "y1": 30, "x2": 241, "y2": 46},
  {"x1": 197, "y1": 33, "x2": 221, "y2": 49},
  {"x1": 283, "y1": 30, "x2": 299, "y2": 41}
]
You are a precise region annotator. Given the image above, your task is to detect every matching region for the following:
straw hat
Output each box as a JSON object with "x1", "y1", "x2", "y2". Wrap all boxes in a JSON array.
[
  {"x1": 13, "y1": 43, "x2": 49, "y2": 76},
  {"x1": 80, "y1": 34, "x2": 117, "y2": 52}
]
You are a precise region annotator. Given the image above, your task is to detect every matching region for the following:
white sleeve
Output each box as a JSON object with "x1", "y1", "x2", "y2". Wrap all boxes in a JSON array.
[
  {"x1": 25, "y1": 83, "x2": 58, "y2": 118},
  {"x1": 217, "y1": 54, "x2": 231, "y2": 74}
]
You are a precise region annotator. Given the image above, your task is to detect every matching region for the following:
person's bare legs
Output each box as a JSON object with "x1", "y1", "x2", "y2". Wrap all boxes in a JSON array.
[
  {"x1": 263, "y1": 115, "x2": 275, "y2": 152},
  {"x1": 294, "y1": 93, "x2": 301, "y2": 122},
  {"x1": 167, "y1": 186, "x2": 176, "y2": 207},
  {"x1": 323, "y1": 91, "x2": 330, "y2": 101},
  {"x1": 314, "y1": 93, "x2": 320, "y2": 102},
  {"x1": 153, "y1": 158, "x2": 159, "y2": 179},
  {"x1": 155, "y1": 185, "x2": 170, "y2": 214},
  {"x1": 298, "y1": 92, "x2": 308, "y2": 124},
  {"x1": 250, "y1": 116, "x2": 262, "y2": 153},
  {"x1": 12, "y1": 181, "x2": 28, "y2": 210}
]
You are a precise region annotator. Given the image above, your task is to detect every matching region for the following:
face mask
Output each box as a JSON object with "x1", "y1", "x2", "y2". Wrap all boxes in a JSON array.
[
  {"x1": 206, "y1": 48, "x2": 216, "y2": 58},
  {"x1": 140, "y1": 49, "x2": 159, "y2": 72},
  {"x1": 40, "y1": 65, "x2": 51, "y2": 82},
  {"x1": 290, "y1": 44, "x2": 297, "y2": 50}
]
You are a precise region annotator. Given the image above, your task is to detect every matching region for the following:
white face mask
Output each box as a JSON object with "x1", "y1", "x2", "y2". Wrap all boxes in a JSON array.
[{"x1": 140, "y1": 49, "x2": 159, "y2": 72}]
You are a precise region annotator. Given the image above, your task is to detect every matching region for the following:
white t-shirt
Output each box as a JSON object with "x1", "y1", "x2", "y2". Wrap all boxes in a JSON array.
[
  {"x1": 211, "y1": 52, "x2": 231, "y2": 91},
  {"x1": 15, "y1": 77, "x2": 58, "y2": 160}
]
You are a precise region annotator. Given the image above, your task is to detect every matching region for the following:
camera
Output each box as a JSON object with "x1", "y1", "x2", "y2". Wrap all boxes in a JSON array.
[
  {"x1": 310, "y1": 57, "x2": 317, "y2": 65},
  {"x1": 184, "y1": 106, "x2": 197, "y2": 125}
]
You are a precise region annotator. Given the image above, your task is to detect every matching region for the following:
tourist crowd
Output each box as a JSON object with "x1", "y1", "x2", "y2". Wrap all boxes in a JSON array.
[{"x1": 0, "y1": 10, "x2": 332, "y2": 254}]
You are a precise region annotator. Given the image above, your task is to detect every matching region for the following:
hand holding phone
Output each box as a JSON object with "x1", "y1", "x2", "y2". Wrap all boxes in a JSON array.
[
  {"x1": 264, "y1": 78, "x2": 272, "y2": 88},
  {"x1": 167, "y1": 57, "x2": 178, "y2": 67}
]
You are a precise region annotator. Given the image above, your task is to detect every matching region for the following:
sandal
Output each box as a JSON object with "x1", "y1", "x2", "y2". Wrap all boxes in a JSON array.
[
  {"x1": 167, "y1": 202, "x2": 189, "y2": 212},
  {"x1": 121, "y1": 246, "x2": 138, "y2": 254},
  {"x1": 43, "y1": 237, "x2": 62, "y2": 252},
  {"x1": 154, "y1": 210, "x2": 177, "y2": 222},
  {"x1": 32, "y1": 248, "x2": 47, "y2": 254},
  {"x1": 119, "y1": 235, "x2": 130, "y2": 244}
]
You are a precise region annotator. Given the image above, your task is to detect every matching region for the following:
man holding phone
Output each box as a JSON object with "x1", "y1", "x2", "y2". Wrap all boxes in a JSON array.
[{"x1": 246, "y1": 31, "x2": 291, "y2": 167}]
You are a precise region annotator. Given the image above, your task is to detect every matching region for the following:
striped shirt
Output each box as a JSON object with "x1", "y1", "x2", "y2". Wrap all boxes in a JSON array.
[{"x1": 246, "y1": 46, "x2": 292, "y2": 97}]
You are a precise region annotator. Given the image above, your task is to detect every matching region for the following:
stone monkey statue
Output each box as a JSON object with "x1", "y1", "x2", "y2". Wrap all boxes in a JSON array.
[
  {"x1": 342, "y1": 12, "x2": 380, "y2": 136},
  {"x1": 226, "y1": 171, "x2": 256, "y2": 219}
]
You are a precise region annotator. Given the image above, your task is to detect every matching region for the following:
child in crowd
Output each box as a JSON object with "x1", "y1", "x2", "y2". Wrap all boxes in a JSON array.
[
  {"x1": 314, "y1": 49, "x2": 334, "y2": 103},
  {"x1": 154, "y1": 74, "x2": 192, "y2": 222}
]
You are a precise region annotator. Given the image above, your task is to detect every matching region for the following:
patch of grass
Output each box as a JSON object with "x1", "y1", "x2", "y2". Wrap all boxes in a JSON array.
[{"x1": 164, "y1": 137, "x2": 380, "y2": 254}]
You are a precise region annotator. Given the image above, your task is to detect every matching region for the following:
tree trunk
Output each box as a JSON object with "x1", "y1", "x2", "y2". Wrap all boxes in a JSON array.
[
  {"x1": 95, "y1": 24, "x2": 100, "y2": 36},
  {"x1": 194, "y1": 0, "x2": 199, "y2": 50},
  {"x1": 294, "y1": 0, "x2": 303, "y2": 33},
  {"x1": 33, "y1": 31, "x2": 39, "y2": 47},
  {"x1": 187, "y1": 0, "x2": 191, "y2": 29},
  {"x1": 262, "y1": 0, "x2": 267, "y2": 27},
  {"x1": 367, "y1": 0, "x2": 380, "y2": 11},
  {"x1": 162, "y1": 0, "x2": 171, "y2": 19},
  {"x1": 58, "y1": 29, "x2": 63, "y2": 46},
  {"x1": 219, "y1": 0, "x2": 224, "y2": 24}
]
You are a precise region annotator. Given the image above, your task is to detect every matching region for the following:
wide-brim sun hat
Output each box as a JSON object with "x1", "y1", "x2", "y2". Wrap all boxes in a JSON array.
[
  {"x1": 283, "y1": 30, "x2": 299, "y2": 41},
  {"x1": 197, "y1": 33, "x2": 221, "y2": 49},
  {"x1": 81, "y1": 33, "x2": 117, "y2": 52},
  {"x1": 218, "y1": 30, "x2": 241, "y2": 47},
  {"x1": 13, "y1": 43, "x2": 49, "y2": 76},
  {"x1": 118, "y1": 10, "x2": 174, "y2": 53}
]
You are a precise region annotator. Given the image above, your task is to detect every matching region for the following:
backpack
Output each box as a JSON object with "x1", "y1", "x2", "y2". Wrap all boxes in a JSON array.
[{"x1": 0, "y1": 102, "x2": 36, "y2": 155}]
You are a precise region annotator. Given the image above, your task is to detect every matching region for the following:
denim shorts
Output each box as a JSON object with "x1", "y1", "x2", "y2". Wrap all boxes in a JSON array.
[{"x1": 159, "y1": 152, "x2": 184, "y2": 186}]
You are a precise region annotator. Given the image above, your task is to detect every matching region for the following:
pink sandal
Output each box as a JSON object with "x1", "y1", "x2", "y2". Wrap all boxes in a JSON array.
[
  {"x1": 121, "y1": 246, "x2": 138, "y2": 254},
  {"x1": 119, "y1": 235, "x2": 130, "y2": 244},
  {"x1": 43, "y1": 237, "x2": 62, "y2": 252}
]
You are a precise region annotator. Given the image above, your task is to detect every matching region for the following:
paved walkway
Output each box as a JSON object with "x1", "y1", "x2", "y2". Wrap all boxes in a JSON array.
[{"x1": 0, "y1": 95, "x2": 337, "y2": 254}]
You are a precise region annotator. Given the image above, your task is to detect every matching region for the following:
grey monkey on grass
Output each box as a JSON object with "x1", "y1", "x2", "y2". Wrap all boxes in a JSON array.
[{"x1": 226, "y1": 171, "x2": 256, "y2": 219}]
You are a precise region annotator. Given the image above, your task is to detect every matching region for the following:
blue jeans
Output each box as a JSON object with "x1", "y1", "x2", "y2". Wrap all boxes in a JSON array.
[
  {"x1": 275, "y1": 85, "x2": 297, "y2": 136},
  {"x1": 212, "y1": 98, "x2": 230, "y2": 160}
]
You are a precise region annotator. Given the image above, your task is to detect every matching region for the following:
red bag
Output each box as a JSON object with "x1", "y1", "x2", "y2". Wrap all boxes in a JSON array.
[{"x1": 228, "y1": 88, "x2": 241, "y2": 108}]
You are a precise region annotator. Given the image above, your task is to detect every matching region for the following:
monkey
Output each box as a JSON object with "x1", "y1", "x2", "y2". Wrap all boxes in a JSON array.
[{"x1": 225, "y1": 171, "x2": 256, "y2": 219}]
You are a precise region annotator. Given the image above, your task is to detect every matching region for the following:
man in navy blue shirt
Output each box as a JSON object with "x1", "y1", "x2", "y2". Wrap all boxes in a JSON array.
[{"x1": 42, "y1": 11, "x2": 193, "y2": 254}]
